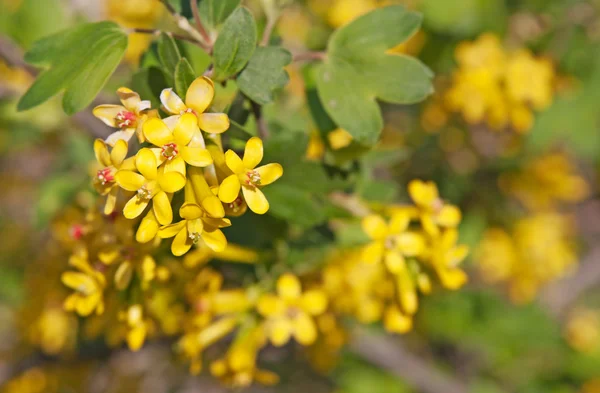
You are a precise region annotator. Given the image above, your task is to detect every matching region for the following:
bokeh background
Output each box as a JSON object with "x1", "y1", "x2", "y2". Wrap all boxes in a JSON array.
[{"x1": 1, "y1": 0, "x2": 600, "y2": 392}]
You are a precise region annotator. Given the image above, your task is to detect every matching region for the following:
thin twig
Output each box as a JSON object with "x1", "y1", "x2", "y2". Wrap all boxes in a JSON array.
[
  {"x1": 250, "y1": 100, "x2": 269, "y2": 139},
  {"x1": 350, "y1": 327, "x2": 470, "y2": 393},
  {"x1": 540, "y1": 246, "x2": 600, "y2": 319},
  {"x1": 190, "y1": 0, "x2": 213, "y2": 48},
  {"x1": 131, "y1": 28, "x2": 202, "y2": 47},
  {"x1": 158, "y1": 0, "x2": 210, "y2": 50},
  {"x1": 260, "y1": 15, "x2": 278, "y2": 46},
  {"x1": 293, "y1": 51, "x2": 327, "y2": 62}
]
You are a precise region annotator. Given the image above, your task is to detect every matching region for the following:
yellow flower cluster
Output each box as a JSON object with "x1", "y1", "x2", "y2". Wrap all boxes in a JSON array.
[
  {"x1": 324, "y1": 180, "x2": 468, "y2": 334},
  {"x1": 476, "y1": 213, "x2": 578, "y2": 303},
  {"x1": 444, "y1": 33, "x2": 555, "y2": 133},
  {"x1": 499, "y1": 152, "x2": 589, "y2": 211}
]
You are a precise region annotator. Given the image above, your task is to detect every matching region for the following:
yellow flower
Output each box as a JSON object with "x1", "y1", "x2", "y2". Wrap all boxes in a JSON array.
[
  {"x1": 115, "y1": 148, "x2": 186, "y2": 225},
  {"x1": 160, "y1": 76, "x2": 230, "y2": 134},
  {"x1": 92, "y1": 139, "x2": 134, "y2": 214},
  {"x1": 429, "y1": 229, "x2": 469, "y2": 290},
  {"x1": 120, "y1": 304, "x2": 149, "y2": 351},
  {"x1": 565, "y1": 309, "x2": 600, "y2": 353},
  {"x1": 142, "y1": 114, "x2": 213, "y2": 175},
  {"x1": 159, "y1": 202, "x2": 231, "y2": 256},
  {"x1": 408, "y1": 179, "x2": 461, "y2": 237},
  {"x1": 257, "y1": 274, "x2": 328, "y2": 346},
  {"x1": 93, "y1": 87, "x2": 157, "y2": 145},
  {"x1": 328, "y1": 128, "x2": 353, "y2": 150},
  {"x1": 361, "y1": 212, "x2": 425, "y2": 274},
  {"x1": 183, "y1": 243, "x2": 259, "y2": 268},
  {"x1": 61, "y1": 250, "x2": 106, "y2": 317},
  {"x1": 218, "y1": 137, "x2": 283, "y2": 214},
  {"x1": 505, "y1": 49, "x2": 554, "y2": 111},
  {"x1": 384, "y1": 305, "x2": 413, "y2": 334}
]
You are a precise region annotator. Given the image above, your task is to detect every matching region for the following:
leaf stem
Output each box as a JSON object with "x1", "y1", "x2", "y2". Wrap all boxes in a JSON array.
[
  {"x1": 293, "y1": 51, "x2": 327, "y2": 62},
  {"x1": 250, "y1": 100, "x2": 269, "y2": 139},
  {"x1": 158, "y1": 0, "x2": 211, "y2": 51},
  {"x1": 260, "y1": 14, "x2": 279, "y2": 46},
  {"x1": 131, "y1": 28, "x2": 201, "y2": 47},
  {"x1": 190, "y1": 0, "x2": 213, "y2": 50}
]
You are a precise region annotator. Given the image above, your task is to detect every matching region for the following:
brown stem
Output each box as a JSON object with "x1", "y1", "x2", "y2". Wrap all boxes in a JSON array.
[
  {"x1": 158, "y1": 0, "x2": 210, "y2": 49},
  {"x1": 293, "y1": 51, "x2": 327, "y2": 62},
  {"x1": 250, "y1": 100, "x2": 269, "y2": 139},
  {"x1": 190, "y1": 0, "x2": 213, "y2": 48},
  {"x1": 260, "y1": 16, "x2": 278, "y2": 46},
  {"x1": 350, "y1": 327, "x2": 471, "y2": 393}
]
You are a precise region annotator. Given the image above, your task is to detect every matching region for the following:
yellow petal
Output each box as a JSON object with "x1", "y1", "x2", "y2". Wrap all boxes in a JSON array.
[
  {"x1": 173, "y1": 112, "x2": 197, "y2": 146},
  {"x1": 172, "y1": 226, "x2": 193, "y2": 256},
  {"x1": 153, "y1": 191, "x2": 173, "y2": 225},
  {"x1": 117, "y1": 87, "x2": 142, "y2": 110},
  {"x1": 201, "y1": 228, "x2": 227, "y2": 252},
  {"x1": 277, "y1": 273, "x2": 301, "y2": 300},
  {"x1": 269, "y1": 318, "x2": 293, "y2": 347},
  {"x1": 143, "y1": 118, "x2": 174, "y2": 147},
  {"x1": 255, "y1": 163, "x2": 283, "y2": 186},
  {"x1": 292, "y1": 312, "x2": 318, "y2": 345},
  {"x1": 198, "y1": 112, "x2": 230, "y2": 134},
  {"x1": 158, "y1": 171, "x2": 186, "y2": 193},
  {"x1": 103, "y1": 188, "x2": 118, "y2": 215},
  {"x1": 136, "y1": 211, "x2": 159, "y2": 243},
  {"x1": 94, "y1": 139, "x2": 111, "y2": 167},
  {"x1": 115, "y1": 261, "x2": 133, "y2": 290},
  {"x1": 243, "y1": 137, "x2": 263, "y2": 169},
  {"x1": 93, "y1": 104, "x2": 125, "y2": 128},
  {"x1": 384, "y1": 305, "x2": 412, "y2": 334},
  {"x1": 164, "y1": 155, "x2": 186, "y2": 176},
  {"x1": 187, "y1": 217, "x2": 204, "y2": 235},
  {"x1": 218, "y1": 174, "x2": 241, "y2": 203},
  {"x1": 242, "y1": 185, "x2": 269, "y2": 214},
  {"x1": 437, "y1": 205, "x2": 461, "y2": 227},
  {"x1": 397, "y1": 271, "x2": 418, "y2": 315},
  {"x1": 61, "y1": 272, "x2": 96, "y2": 292},
  {"x1": 362, "y1": 241, "x2": 384, "y2": 264},
  {"x1": 408, "y1": 179, "x2": 439, "y2": 208},
  {"x1": 123, "y1": 196, "x2": 149, "y2": 219},
  {"x1": 300, "y1": 290, "x2": 328, "y2": 315},
  {"x1": 76, "y1": 293, "x2": 101, "y2": 316},
  {"x1": 110, "y1": 139, "x2": 128, "y2": 167},
  {"x1": 160, "y1": 88, "x2": 187, "y2": 114},
  {"x1": 389, "y1": 211, "x2": 410, "y2": 234},
  {"x1": 257, "y1": 294, "x2": 286, "y2": 316},
  {"x1": 105, "y1": 129, "x2": 135, "y2": 146},
  {"x1": 181, "y1": 146, "x2": 213, "y2": 167},
  {"x1": 136, "y1": 148, "x2": 158, "y2": 180},
  {"x1": 158, "y1": 221, "x2": 186, "y2": 238},
  {"x1": 361, "y1": 214, "x2": 388, "y2": 240},
  {"x1": 185, "y1": 76, "x2": 214, "y2": 113},
  {"x1": 384, "y1": 250, "x2": 406, "y2": 274},
  {"x1": 224, "y1": 150, "x2": 245, "y2": 174},
  {"x1": 180, "y1": 202, "x2": 203, "y2": 220},
  {"x1": 396, "y1": 232, "x2": 425, "y2": 256},
  {"x1": 202, "y1": 195, "x2": 225, "y2": 218},
  {"x1": 127, "y1": 324, "x2": 147, "y2": 351},
  {"x1": 115, "y1": 170, "x2": 145, "y2": 191}
]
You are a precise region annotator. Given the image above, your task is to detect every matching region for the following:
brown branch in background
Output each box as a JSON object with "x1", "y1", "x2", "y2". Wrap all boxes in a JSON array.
[
  {"x1": 158, "y1": 0, "x2": 210, "y2": 50},
  {"x1": 0, "y1": 34, "x2": 111, "y2": 140},
  {"x1": 349, "y1": 328, "x2": 470, "y2": 393},
  {"x1": 329, "y1": 192, "x2": 370, "y2": 217},
  {"x1": 250, "y1": 100, "x2": 269, "y2": 139},
  {"x1": 540, "y1": 246, "x2": 600, "y2": 319},
  {"x1": 260, "y1": 15, "x2": 278, "y2": 46},
  {"x1": 190, "y1": 0, "x2": 212, "y2": 49},
  {"x1": 293, "y1": 51, "x2": 327, "y2": 63}
]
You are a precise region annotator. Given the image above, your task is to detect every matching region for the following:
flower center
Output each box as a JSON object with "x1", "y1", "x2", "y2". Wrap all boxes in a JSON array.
[
  {"x1": 115, "y1": 111, "x2": 137, "y2": 128},
  {"x1": 286, "y1": 306, "x2": 301, "y2": 319},
  {"x1": 188, "y1": 231, "x2": 201, "y2": 244},
  {"x1": 161, "y1": 143, "x2": 179, "y2": 160},
  {"x1": 384, "y1": 236, "x2": 397, "y2": 250},
  {"x1": 245, "y1": 170, "x2": 261, "y2": 186},
  {"x1": 69, "y1": 224, "x2": 84, "y2": 240},
  {"x1": 180, "y1": 108, "x2": 196, "y2": 116},
  {"x1": 96, "y1": 167, "x2": 115, "y2": 185},
  {"x1": 228, "y1": 196, "x2": 244, "y2": 213},
  {"x1": 137, "y1": 186, "x2": 152, "y2": 201}
]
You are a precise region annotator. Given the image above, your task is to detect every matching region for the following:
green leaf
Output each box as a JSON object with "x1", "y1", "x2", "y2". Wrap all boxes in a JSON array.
[
  {"x1": 420, "y1": 0, "x2": 507, "y2": 36},
  {"x1": 212, "y1": 7, "x2": 257, "y2": 81},
  {"x1": 158, "y1": 32, "x2": 182, "y2": 84},
  {"x1": 316, "y1": 5, "x2": 433, "y2": 145},
  {"x1": 18, "y1": 21, "x2": 127, "y2": 115},
  {"x1": 237, "y1": 46, "x2": 292, "y2": 105},
  {"x1": 199, "y1": 0, "x2": 241, "y2": 29},
  {"x1": 174, "y1": 58, "x2": 196, "y2": 98}
]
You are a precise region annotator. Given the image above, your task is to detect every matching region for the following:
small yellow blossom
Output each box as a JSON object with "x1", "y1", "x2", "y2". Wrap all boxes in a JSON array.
[
  {"x1": 115, "y1": 148, "x2": 186, "y2": 225},
  {"x1": 257, "y1": 274, "x2": 328, "y2": 346},
  {"x1": 408, "y1": 179, "x2": 461, "y2": 237},
  {"x1": 92, "y1": 139, "x2": 135, "y2": 214},
  {"x1": 61, "y1": 250, "x2": 106, "y2": 316},
  {"x1": 93, "y1": 87, "x2": 157, "y2": 145},
  {"x1": 218, "y1": 137, "x2": 283, "y2": 214},
  {"x1": 565, "y1": 309, "x2": 600, "y2": 353},
  {"x1": 160, "y1": 76, "x2": 230, "y2": 134}
]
